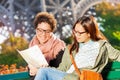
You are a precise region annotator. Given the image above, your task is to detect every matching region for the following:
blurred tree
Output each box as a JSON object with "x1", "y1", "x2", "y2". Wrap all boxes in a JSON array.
[
  {"x1": 95, "y1": 2, "x2": 120, "y2": 50},
  {"x1": 0, "y1": 33, "x2": 29, "y2": 67}
]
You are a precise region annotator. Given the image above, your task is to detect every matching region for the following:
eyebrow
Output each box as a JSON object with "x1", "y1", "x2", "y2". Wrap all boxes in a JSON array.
[
  {"x1": 37, "y1": 28, "x2": 51, "y2": 31},
  {"x1": 74, "y1": 29, "x2": 86, "y2": 32}
]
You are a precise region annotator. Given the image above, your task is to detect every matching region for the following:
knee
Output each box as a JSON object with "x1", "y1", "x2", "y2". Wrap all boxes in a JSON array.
[
  {"x1": 37, "y1": 68, "x2": 50, "y2": 75},
  {"x1": 37, "y1": 68, "x2": 46, "y2": 75}
]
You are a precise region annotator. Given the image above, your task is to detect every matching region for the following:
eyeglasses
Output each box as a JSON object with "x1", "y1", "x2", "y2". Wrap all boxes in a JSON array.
[
  {"x1": 73, "y1": 30, "x2": 86, "y2": 36},
  {"x1": 36, "y1": 28, "x2": 52, "y2": 34}
]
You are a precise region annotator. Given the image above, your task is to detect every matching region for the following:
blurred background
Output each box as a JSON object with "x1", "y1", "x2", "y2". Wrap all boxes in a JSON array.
[{"x1": 0, "y1": 0, "x2": 120, "y2": 75}]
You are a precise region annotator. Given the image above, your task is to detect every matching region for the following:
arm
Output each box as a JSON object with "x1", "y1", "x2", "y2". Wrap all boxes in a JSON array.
[
  {"x1": 57, "y1": 46, "x2": 72, "y2": 72},
  {"x1": 49, "y1": 50, "x2": 64, "y2": 67},
  {"x1": 105, "y1": 42, "x2": 120, "y2": 61}
]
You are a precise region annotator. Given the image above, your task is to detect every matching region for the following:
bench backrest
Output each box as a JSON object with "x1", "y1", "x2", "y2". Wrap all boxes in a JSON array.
[{"x1": 102, "y1": 61, "x2": 120, "y2": 80}]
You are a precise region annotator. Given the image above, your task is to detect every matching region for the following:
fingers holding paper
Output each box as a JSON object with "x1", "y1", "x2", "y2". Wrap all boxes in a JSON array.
[{"x1": 28, "y1": 64, "x2": 48, "y2": 76}]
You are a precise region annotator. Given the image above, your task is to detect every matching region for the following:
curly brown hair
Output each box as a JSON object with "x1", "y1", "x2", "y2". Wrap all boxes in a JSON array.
[{"x1": 33, "y1": 12, "x2": 57, "y2": 31}]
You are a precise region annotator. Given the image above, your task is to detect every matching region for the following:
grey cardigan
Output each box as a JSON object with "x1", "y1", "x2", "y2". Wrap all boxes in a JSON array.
[{"x1": 56, "y1": 40, "x2": 120, "y2": 80}]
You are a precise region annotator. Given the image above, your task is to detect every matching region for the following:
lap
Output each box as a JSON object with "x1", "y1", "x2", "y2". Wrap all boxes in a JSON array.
[
  {"x1": 35, "y1": 67, "x2": 67, "y2": 80},
  {"x1": 62, "y1": 73, "x2": 79, "y2": 80}
]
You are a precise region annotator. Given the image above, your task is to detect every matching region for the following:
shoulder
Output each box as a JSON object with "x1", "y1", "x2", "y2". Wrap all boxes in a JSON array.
[
  {"x1": 67, "y1": 44, "x2": 72, "y2": 50},
  {"x1": 98, "y1": 40, "x2": 108, "y2": 43},
  {"x1": 98, "y1": 40, "x2": 115, "y2": 51},
  {"x1": 56, "y1": 38, "x2": 65, "y2": 44},
  {"x1": 53, "y1": 36, "x2": 66, "y2": 47},
  {"x1": 98, "y1": 40, "x2": 109, "y2": 46}
]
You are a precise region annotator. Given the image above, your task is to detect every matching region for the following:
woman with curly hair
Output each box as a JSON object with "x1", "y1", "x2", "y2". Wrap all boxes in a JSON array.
[{"x1": 28, "y1": 12, "x2": 66, "y2": 80}]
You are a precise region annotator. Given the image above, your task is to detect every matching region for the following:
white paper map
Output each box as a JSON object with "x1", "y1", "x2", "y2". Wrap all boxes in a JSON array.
[{"x1": 17, "y1": 45, "x2": 48, "y2": 68}]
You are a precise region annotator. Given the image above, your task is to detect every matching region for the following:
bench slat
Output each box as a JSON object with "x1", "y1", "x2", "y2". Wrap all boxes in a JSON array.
[
  {"x1": 0, "y1": 72, "x2": 30, "y2": 80},
  {"x1": 111, "y1": 62, "x2": 120, "y2": 70},
  {"x1": 107, "y1": 71, "x2": 120, "y2": 79}
]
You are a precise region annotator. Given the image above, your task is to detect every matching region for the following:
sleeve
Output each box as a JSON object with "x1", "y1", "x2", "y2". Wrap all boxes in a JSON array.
[
  {"x1": 49, "y1": 50, "x2": 64, "y2": 68},
  {"x1": 105, "y1": 42, "x2": 120, "y2": 62},
  {"x1": 57, "y1": 46, "x2": 72, "y2": 72}
]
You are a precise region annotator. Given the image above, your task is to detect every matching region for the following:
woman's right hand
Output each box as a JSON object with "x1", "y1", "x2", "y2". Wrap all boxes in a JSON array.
[
  {"x1": 28, "y1": 64, "x2": 38, "y2": 76},
  {"x1": 28, "y1": 64, "x2": 48, "y2": 76}
]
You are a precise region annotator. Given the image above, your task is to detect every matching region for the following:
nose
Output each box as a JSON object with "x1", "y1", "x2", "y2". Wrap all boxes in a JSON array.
[{"x1": 41, "y1": 32, "x2": 46, "y2": 35}]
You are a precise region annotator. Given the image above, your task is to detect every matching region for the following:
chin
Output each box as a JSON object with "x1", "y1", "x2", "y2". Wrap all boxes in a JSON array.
[
  {"x1": 43, "y1": 40, "x2": 48, "y2": 44},
  {"x1": 77, "y1": 40, "x2": 83, "y2": 43},
  {"x1": 76, "y1": 39, "x2": 80, "y2": 42}
]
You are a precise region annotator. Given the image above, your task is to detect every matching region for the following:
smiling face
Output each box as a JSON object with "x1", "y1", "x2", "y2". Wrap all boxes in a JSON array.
[
  {"x1": 36, "y1": 22, "x2": 52, "y2": 44},
  {"x1": 74, "y1": 23, "x2": 90, "y2": 43}
]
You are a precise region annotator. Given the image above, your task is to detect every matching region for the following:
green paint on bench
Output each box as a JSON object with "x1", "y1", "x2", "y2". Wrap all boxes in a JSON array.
[
  {"x1": 0, "y1": 72, "x2": 30, "y2": 80},
  {"x1": 0, "y1": 61, "x2": 120, "y2": 80},
  {"x1": 102, "y1": 61, "x2": 120, "y2": 80}
]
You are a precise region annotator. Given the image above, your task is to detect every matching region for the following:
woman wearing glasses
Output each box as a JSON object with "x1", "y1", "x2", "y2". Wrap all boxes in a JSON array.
[
  {"x1": 34, "y1": 15, "x2": 120, "y2": 80},
  {"x1": 28, "y1": 12, "x2": 66, "y2": 80}
]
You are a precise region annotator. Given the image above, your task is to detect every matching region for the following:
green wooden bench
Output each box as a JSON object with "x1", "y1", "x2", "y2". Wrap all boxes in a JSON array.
[
  {"x1": 0, "y1": 72, "x2": 30, "y2": 80},
  {"x1": 0, "y1": 61, "x2": 120, "y2": 80},
  {"x1": 102, "y1": 61, "x2": 120, "y2": 80}
]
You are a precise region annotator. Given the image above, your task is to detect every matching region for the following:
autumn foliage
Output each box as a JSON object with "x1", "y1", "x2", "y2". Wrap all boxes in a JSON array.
[
  {"x1": 0, "y1": 33, "x2": 29, "y2": 75},
  {"x1": 0, "y1": 64, "x2": 28, "y2": 75}
]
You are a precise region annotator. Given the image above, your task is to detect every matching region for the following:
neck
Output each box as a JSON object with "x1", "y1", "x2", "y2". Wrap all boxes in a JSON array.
[{"x1": 83, "y1": 38, "x2": 91, "y2": 43}]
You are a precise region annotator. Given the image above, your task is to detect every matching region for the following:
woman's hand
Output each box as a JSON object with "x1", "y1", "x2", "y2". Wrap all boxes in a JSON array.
[
  {"x1": 28, "y1": 64, "x2": 38, "y2": 76},
  {"x1": 28, "y1": 64, "x2": 48, "y2": 76}
]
